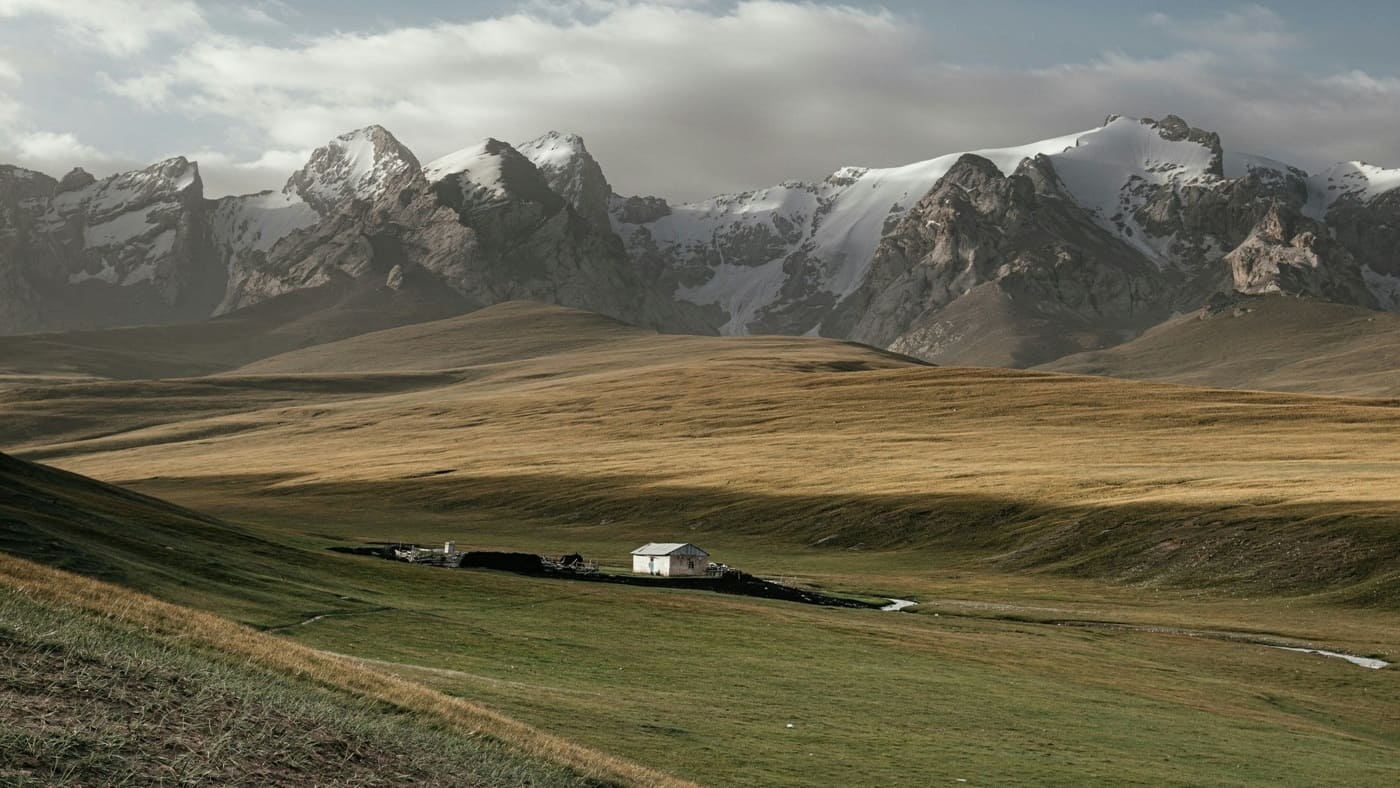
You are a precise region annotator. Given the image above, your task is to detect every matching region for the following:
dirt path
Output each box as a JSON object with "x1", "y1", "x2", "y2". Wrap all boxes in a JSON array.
[{"x1": 263, "y1": 607, "x2": 393, "y2": 633}]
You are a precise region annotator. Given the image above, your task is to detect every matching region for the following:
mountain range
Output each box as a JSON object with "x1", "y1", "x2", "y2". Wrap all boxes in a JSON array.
[{"x1": 2, "y1": 114, "x2": 1398, "y2": 380}]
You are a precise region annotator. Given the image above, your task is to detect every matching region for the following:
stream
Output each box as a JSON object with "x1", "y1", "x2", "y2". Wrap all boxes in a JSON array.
[{"x1": 1271, "y1": 646, "x2": 1389, "y2": 670}]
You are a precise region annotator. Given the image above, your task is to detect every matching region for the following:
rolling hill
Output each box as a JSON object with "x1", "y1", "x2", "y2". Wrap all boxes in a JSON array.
[
  {"x1": 1042, "y1": 293, "x2": 1400, "y2": 396},
  {"x1": 7, "y1": 300, "x2": 1399, "y2": 603}
]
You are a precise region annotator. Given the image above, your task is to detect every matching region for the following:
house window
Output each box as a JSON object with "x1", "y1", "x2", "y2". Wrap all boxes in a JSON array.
[{"x1": 688, "y1": 559, "x2": 695, "y2": 569}]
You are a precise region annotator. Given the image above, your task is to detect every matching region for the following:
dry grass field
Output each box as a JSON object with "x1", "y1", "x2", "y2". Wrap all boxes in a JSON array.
[
  {"x1": 5, "y1": 300, "x2": 1400, "y2": 784},
  {"x1": 11, "y1": 301, "x2": 1400, "y2": 600}
]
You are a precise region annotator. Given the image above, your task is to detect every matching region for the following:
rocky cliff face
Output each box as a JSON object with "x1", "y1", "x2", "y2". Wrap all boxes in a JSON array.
[
  {"x1": 215, "y1": 127, "x2": 701, "y2": 333},
  {"x1": 0, "y1": 125, "x2": 701, "y2": 336},
  {"x1": 0, "y1": 165, "x2": 54, "y2": 333},
  {"x1": 0, "y1": 158, "x2": 222, "y2": 333},
  {"x1": 517, "y1": 131, "x2": 615, "y2": 234},
  {"x1": 827, "y1": 154, "x2": 1171, "y2": 366}
]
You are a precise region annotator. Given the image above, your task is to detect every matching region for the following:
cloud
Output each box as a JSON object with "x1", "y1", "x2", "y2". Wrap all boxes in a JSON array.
[
  {"x1": 0, "y1": 129, "x2": 139, "y2": 181},
  {"x1": 176, "y1": 147, "x2": 311, "y2": 196},
  {"x1": 0, "y1": 0, "x2": 205, "y2": 56},
  {"x1": 0, "y1": 56, "x2": 20, "y2": 128},
  {"x1": 12, "y1": 130, "x2": 106, "y2": 161},
  {"x1": 27, "y1": 0, "x2": 1394, "y2": 200},
  {"x1": 1146, "y1": 5, "x2": 1297, "y2": 61}
]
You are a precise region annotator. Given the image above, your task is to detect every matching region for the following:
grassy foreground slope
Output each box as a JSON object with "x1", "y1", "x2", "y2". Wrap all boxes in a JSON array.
[
  {"x1": 1042, "y1": 295, "x2": 1400, "y2": 397},
  {"x1": 0, "y1": 453, "x2": 688, "y2": 787},
  {"x1": 0, "y1": 573, "x2": 603, "y2": 787}
]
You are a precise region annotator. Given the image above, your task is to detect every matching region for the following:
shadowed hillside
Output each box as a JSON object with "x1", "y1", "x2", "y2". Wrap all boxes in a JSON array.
[
  {"x1": 1042, "y1": 294, "x2": 1400, "y2": 396},
  {"x1": 0, "y1": 274, "x2": 472, "y2": 381}
]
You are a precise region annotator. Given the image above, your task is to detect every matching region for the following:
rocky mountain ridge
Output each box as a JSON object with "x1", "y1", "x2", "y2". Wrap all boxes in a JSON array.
[
  {"x1": 1, "y1": 115, "x2": 1397, "y2": 372},
  {"x1": 609, "y1": 114, "x2": 1400, "y2": 365},
  {"x1": 0, "y1": 125, "x2": 695, "y2": 336}
]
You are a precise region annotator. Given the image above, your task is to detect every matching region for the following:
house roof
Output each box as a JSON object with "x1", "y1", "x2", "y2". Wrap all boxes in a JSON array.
[{"x1": 630, "y1": 542, "x2": 710, "y2": 557}]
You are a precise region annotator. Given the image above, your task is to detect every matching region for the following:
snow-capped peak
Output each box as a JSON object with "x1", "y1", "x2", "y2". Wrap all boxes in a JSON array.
[
  {"x1": 609, "y1": 123, "x2": 1099, "y2": 333},
  {"x1": 516, "y1": 130, "x2": 588, "y2": 170},
  {"x1": 520, "y1": 130, "x2": 596, "y2": 177},
  {"x1": 1041, "y1": 115, "x2": 1227, "y2": 262},
  {"x1": 49, "y1": 156, "x2": 201, "y2": 224},
  {"x1": 288, "y1": 125, "x2": 419, "y2": 214},
  {"x1": 423, "y1": 137, "x2": 513, "y2": 194},
  {"x1": 517, "y1": 130, "x2": 613, "y2": 230},
  {"x1": 424, "y1": 137, "x2": 565, "y2": 213}
]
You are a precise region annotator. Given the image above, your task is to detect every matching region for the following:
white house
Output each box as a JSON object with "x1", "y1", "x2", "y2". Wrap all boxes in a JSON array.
[{"x1": 630, "y1": 543, "x2": 710, "y2": 577}]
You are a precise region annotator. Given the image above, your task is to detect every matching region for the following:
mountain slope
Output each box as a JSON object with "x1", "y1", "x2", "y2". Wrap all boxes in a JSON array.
[
  {"x1": 609, "y1": 114, "x2": 1399, "y2": 367},
  {"x1": 1041, "y1": 293, "x2": 1400, "y2": 396},
  {"x1": 0, "y1": 273, "x2": 471, "y2": 381},
  {"x1": 0, "y1": 452, "x2": 684, "y2": 787}
]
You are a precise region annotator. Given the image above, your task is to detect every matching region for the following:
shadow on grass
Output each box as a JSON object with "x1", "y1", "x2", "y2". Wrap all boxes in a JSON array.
[{"x1": 171, "y1": 468, "x2": 1400, "y2": 607}]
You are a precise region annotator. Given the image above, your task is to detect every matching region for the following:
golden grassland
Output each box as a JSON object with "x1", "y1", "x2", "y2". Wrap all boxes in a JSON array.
[
  {"x1": 9, "y1": 301, "x2": 1400, "y2": 600},
  {"x1": 5, "y1": 300, "x2": 1400, "y2": 784}
]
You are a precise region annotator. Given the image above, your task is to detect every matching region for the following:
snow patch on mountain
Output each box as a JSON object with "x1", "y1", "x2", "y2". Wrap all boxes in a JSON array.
[
  {"x1": 677, "y1": 258, "x2": 788, "y2": 335},
  {"x1": 83, "y1": 208, "x2": 161, "y2": 248},
  {"x1": 67, "y1": 260, "x2": 120, "y2": 285},
  {"x1": 1363, "y1": 265, "x2": 1400, "y2": 310},
  {"x1": 516, "y1": 131, "x2": 584, "y2": 171},
  {"x1": 1046, "y1": 117, "x2": 1221, "y2": 264},
  {"x1": 423, "y1": 139, "x2": 515, "y2": 204},
  {"x1": 1304, "y1": 161, "x2": 1400, "y2": 219},
  {"x1": 612, "y1": 127, "x2": 1094, "y2": 333},
  {"x1": 211, "y1": 189, "x2": 319, "y2": 254},
  {"x1": 1222, "y1": 151, "x2": 1296, "y2": 181}
]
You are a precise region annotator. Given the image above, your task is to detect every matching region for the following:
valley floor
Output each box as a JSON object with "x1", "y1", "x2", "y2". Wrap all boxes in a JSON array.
[{"x1": 4, "y1": 302, "x2": 1400, "y2": 785}]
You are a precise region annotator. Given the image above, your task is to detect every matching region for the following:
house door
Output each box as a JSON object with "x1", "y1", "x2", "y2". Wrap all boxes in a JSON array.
[{"x1": 649, "y1": 557, "x2": 655, "y2": 575}]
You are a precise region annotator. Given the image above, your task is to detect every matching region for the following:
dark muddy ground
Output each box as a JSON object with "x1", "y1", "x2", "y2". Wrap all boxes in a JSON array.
[{"x1": 334, "y1": 545, "x2": 880, "y2": 609}]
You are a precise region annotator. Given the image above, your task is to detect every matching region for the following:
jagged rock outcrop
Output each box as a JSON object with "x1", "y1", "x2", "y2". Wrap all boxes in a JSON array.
[
  {"x1": 517, "y1": 131, "x2": 615, "y2": 234},
  {"x1": 216, "y1": 127, "x2": 707, "y2": 333}
]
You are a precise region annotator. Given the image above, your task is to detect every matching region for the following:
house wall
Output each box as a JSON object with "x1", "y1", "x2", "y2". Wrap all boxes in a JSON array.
[
  {"x1": 663, "y1": 554, "x2": 706, "y2": 577},
  {"x1": 631, "y1": 554, "x2": 708, "y2": 576}
]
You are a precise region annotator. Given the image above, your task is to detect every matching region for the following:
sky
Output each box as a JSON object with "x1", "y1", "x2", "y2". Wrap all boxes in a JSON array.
[{"x1": 1, "y1": 1, "x2": 1398, "y2": 201}]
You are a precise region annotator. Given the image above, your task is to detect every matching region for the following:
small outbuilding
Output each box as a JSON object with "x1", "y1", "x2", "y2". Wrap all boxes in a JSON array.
[{"x1": 630, "y1": 543, "x2": 710, "y2": 577}]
